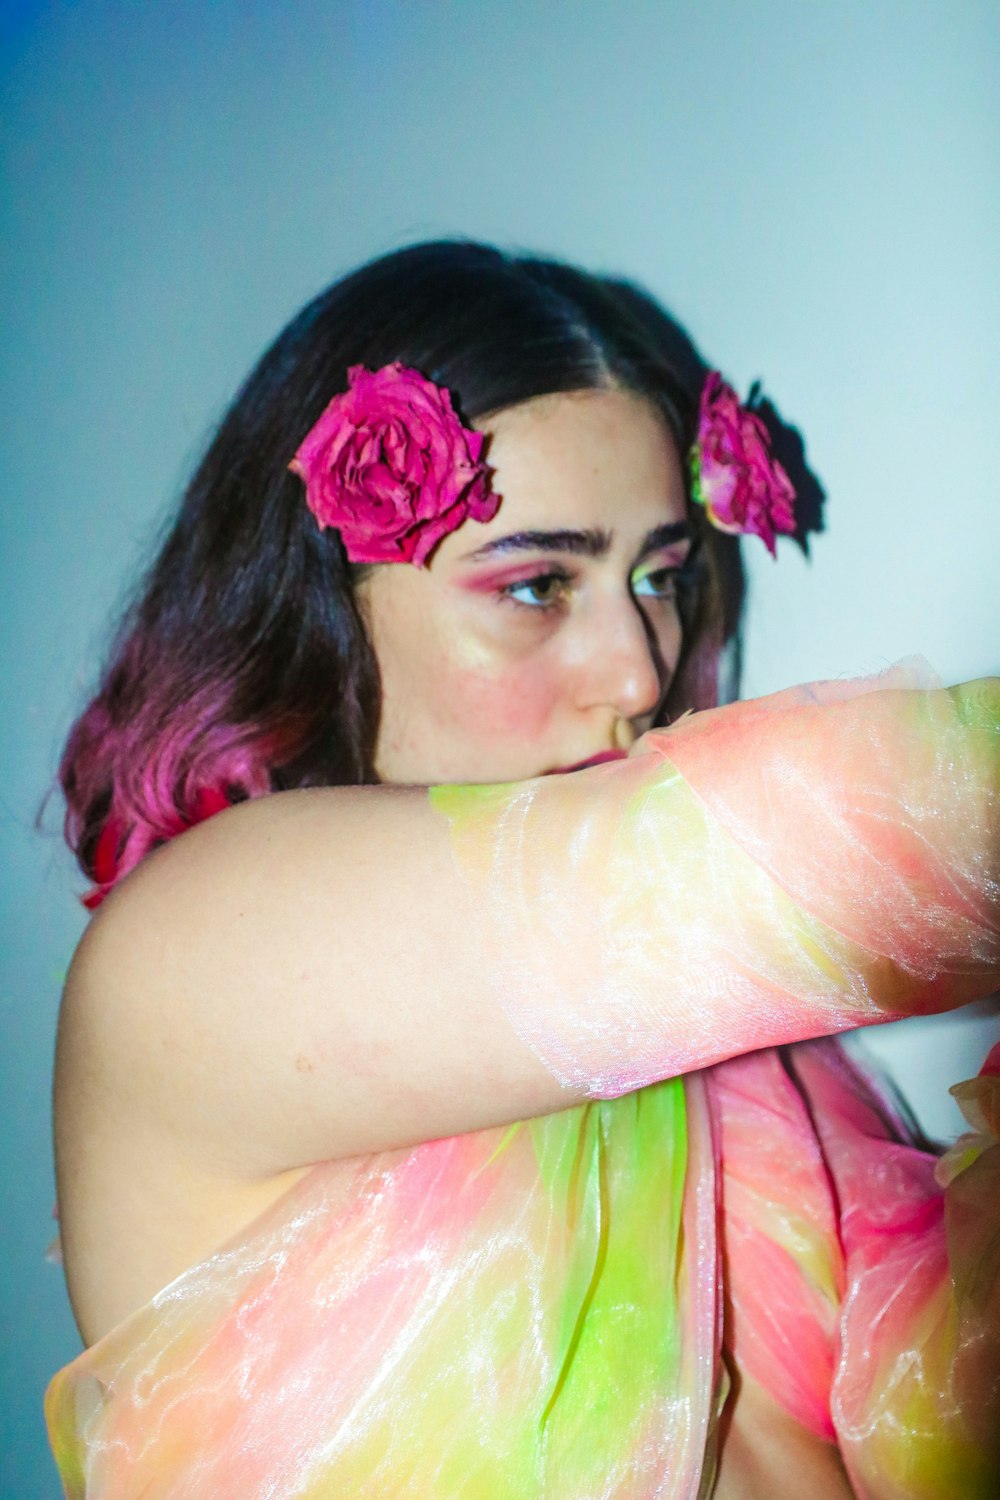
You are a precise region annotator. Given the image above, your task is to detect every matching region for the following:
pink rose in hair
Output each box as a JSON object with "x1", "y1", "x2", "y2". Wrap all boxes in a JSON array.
[
  {"x1": 689, "y1": 372, "x2": 796, "y2": 556},
  {"x1": 290, "y1": 363, "x2": 499, "y2": 565}
]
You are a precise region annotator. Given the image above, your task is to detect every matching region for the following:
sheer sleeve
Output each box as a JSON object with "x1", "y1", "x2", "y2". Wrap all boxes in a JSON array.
[{"x1": 432, "y1": 675, "x2": 1000, "y2": 1097}]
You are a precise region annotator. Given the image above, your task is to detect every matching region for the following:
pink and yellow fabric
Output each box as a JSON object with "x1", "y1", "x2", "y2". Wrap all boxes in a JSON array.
[
  {"x1": 432, "y1": 672, "x2": 999, "y2": 1096},
  {"x1": 46, "y1": 677, "x2": 1000, "y2": 1497}
]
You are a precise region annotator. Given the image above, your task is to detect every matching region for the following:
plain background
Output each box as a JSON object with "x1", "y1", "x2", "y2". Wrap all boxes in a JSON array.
[{"x1": 2, "y1": 2, "x2": 998, "y2": 1491}]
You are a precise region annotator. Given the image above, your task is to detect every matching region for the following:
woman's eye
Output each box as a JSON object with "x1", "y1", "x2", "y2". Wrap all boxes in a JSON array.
[
  {"x1": 632, "y1": 566, "x2": 679, "y2": 600},
  {"x1": 501, "y1": 573, "x2": 571, "y2": 608}
]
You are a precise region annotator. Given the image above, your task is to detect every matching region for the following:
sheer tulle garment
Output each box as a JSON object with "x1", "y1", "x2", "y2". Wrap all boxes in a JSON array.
[
  {"x1": 49, "y1": 1079, "x2": 724, "y2": 1497},
  {"x1": 46, "y1": 1046, "x2": 1000, "y2": 1498},
  {"x1": 432, "y1": 676, "x2": 999, "y2": 1096},
  {"x1": 47, "y1": 677, "x2": 1000, "y2": 1497}
]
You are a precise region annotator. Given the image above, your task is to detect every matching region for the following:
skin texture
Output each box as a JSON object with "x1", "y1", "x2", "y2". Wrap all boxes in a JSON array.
[{"x1": 358, "y1": 389, "x2": 691, "y2": 783}]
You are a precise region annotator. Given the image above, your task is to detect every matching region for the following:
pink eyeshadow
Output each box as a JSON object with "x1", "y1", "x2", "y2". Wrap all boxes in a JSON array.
[{"x1": 457, "y1": 564, "x2": 565, "y2": 595}]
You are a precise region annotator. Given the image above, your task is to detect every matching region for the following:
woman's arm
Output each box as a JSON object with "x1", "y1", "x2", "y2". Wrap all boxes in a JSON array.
[{"x1": 57, "y1": 679, "x2": 1000, "y2": 1178}]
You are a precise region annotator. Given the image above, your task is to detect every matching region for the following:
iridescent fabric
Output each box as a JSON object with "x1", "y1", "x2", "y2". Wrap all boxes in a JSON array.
[
  {"x1": 46, "y1": 1045, "x2": 1000, "y2": 1498},
  {"x1": 49, "y1": 1078, "x2": 724, "y2": 1497},
  {"x1": 432, "y1": 675, "x2": 999, "y2": 1095},
  {"x1": 712, "y1": 1040, "x2": 1000, "y2": 1498},
  {"x1": 47, "y1": 677, "x2": 1000, "y2": 1496}
]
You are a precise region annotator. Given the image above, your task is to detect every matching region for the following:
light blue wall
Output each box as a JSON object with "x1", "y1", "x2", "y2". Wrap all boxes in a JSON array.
[{"x1": 2, "y1": 2, "x2": 998, "y2": 1491}]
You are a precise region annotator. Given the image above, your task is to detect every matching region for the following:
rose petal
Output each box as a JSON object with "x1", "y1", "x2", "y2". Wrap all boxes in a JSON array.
[
  {"x1": 691, "y1": 373, "x2": 797, "y2": 554},
  {"x1": 289, "y1": 363, "x2": 498, "y2": 565}
]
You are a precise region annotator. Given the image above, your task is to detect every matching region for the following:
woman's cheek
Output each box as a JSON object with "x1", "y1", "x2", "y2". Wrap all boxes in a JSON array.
[{"x1": 447, "y1": 656, "x2": 558, "y2": 742}]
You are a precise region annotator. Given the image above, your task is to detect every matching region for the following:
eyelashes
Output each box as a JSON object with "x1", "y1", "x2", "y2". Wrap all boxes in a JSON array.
[
  {"x1": 498, "y1": 559, "x2": 700, "y2": 613},
  {"x1": 632, "y1": 565, "x2": 683, "y2": 602},
  {"x1": 499, "y1": 568, "x2": 575, "y2": 609}
]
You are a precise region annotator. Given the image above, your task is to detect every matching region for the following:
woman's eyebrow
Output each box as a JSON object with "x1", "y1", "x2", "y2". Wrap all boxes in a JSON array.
[
  {"x1": 635, "y1": 521, "x2": 694, "y2": 560},
  {"x1": 465, "y1": 528, "x2": 611, "y2": 560},
  {"x1": 464, "y1": 520, "x2": 692, "y2": 563}
]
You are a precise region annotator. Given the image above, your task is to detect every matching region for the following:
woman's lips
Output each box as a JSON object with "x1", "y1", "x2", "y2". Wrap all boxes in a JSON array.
[{"x1": 545, "y1": 750, "x2": 628, "y2": 775}]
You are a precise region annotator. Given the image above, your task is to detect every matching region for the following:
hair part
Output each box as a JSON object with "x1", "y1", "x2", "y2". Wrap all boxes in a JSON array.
[{"x1": 60, "y1": 240, "x2": 745, "y2": 900}]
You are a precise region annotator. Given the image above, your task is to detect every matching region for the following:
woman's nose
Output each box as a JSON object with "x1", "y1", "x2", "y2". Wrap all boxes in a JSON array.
[{"x1": 579, "y1": 595, "x2": 666, "y2": 723}]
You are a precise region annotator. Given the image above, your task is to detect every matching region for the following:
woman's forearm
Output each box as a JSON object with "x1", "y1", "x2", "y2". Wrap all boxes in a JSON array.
[{"x1": 433, "y1": 677, "x2": 1000, "y2": 1098}]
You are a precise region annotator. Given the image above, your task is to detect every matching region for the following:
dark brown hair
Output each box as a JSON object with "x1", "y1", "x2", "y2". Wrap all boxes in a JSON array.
[{"x1": 60, "y1": 240, "x2": 746, "y2": 897}]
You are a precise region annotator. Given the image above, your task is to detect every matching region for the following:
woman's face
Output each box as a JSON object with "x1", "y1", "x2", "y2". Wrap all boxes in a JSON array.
[{"x1": 357, "y1": 388, "x2": 693, "y2": 785}]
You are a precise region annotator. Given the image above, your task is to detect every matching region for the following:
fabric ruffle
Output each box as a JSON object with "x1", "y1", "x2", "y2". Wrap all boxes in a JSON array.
[{"x1": 708, "y1": 1037, "x2": 1000, "y2": 1500}]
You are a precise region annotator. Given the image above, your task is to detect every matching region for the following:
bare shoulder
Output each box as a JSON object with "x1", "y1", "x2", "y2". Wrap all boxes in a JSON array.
[
  {"x1": 52, "y1": 787, "x2": 381, "y2": 1182},
  {"x1": 54, "y1": 786, "x2": 409, "y2": 1161},
  {"x1": 53, "y1": 787, "x2": 563, "y2": 1340},
  {"x1": 54, "y1": 889, "x2": 314, "y2": 1346}
]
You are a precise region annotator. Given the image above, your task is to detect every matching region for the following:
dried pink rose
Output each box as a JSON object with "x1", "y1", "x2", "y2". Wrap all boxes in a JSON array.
[
  {"x1": 689, "y1": 372, "x2": 796, "y2": 556},
  {"x1": 290, "y1": 363, "x2": 499, "y2": 566}
]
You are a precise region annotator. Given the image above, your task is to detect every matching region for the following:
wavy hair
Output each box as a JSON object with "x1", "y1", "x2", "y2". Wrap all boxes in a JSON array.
[{"x1": 60, "y1": 241, "x2": 748, "y2": 903}]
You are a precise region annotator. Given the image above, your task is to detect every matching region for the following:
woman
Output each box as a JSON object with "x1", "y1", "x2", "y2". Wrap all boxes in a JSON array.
[{"x1": 48, "y1": 241, "x2": 999, "y2": 1497}]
